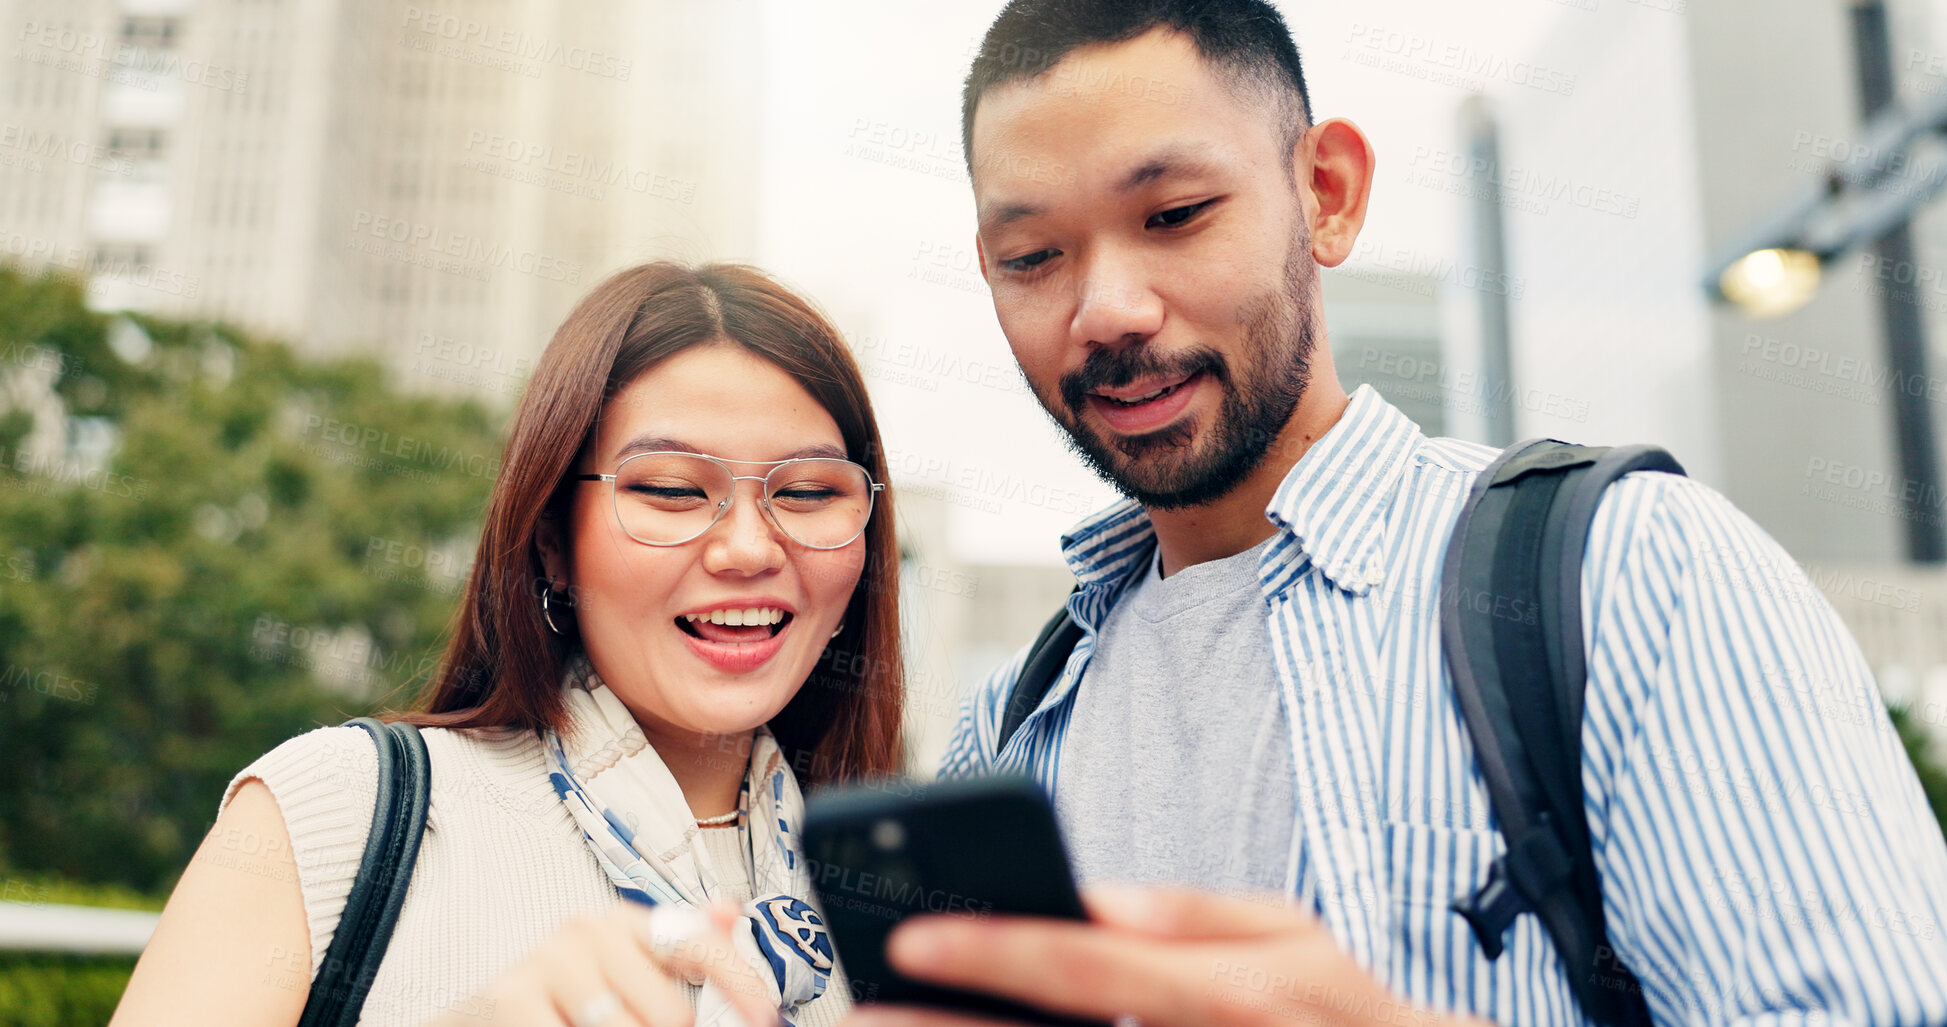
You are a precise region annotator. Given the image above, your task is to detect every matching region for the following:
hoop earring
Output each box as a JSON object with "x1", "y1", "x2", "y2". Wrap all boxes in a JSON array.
[{"x1": 541, "y1": 581, "x2": 571, "y2": 636}]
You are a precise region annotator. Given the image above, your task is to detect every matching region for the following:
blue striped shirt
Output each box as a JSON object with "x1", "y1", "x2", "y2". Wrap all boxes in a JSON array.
[{"x1": 939, "y1": 384, "x2": 1947, "y2": 1025}]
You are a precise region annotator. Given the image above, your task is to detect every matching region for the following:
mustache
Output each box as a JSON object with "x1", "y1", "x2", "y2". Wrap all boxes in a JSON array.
[{"x1": 1057, "y1": 344, "x2": 1229, "y2": 414}]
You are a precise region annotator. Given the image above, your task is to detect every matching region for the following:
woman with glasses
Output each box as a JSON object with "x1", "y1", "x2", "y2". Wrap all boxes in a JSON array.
[{"x1": 112, "y1": 263, "x2": 904, "y2": 1027}]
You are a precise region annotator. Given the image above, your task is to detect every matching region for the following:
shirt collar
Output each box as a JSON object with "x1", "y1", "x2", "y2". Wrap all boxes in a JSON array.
[
  {"x1": 1058, "y1": 495, "x2": 1155, "y2": 588},
  {"x1": 1262, "y1": 384, "x2": 1421, "y2": 596},
  {"x1": 1057, "y1": 384, "x2": 1421, "y2": 597}
]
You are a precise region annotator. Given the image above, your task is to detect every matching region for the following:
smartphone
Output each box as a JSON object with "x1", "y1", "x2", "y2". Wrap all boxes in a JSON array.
[{"x1": 802, "y1": 773, "x2": 1107, "y2": 1026}]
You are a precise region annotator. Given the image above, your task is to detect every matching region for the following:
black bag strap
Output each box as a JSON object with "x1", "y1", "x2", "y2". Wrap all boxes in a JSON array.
[
  {"x1": 997, "y1": 592, "x2": 1083, "y2": 756},
  {"x1": 1442, "y1": 438, "x2": 1682, "y2": 1027},
  {"x1": 297, "y1": 718, "x2": 431, "y2": 1027},
  {"x1": 996, "y1": 540, "x2": 1158, "y2": 756}
]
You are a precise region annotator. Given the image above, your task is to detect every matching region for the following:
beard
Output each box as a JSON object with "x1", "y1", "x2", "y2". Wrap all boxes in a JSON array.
[{"x1": 1034, "y1": 230, "x2": 1319, "y2": 511}]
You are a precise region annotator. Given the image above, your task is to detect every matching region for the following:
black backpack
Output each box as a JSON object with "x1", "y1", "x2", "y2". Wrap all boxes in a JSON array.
[{"x1": 994, "y1": 439, "x2": 1683, "y2": 1027}]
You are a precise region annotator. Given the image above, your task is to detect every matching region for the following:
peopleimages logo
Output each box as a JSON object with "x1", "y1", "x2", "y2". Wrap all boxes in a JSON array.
[
  {"x1": 460, "y1": 132, "x2": 696, "y2": 204},
  {"x1": 400, "y1": 6, "x2": 632, "y2": 80},
  {"x1": 1405, "y1": 145, "x2": 1640, "y2": 219},
  {"x1": 0, "y1": 124, "x2": 132, "y2": 174},
  {"x1": 0, "y1": 232, "x2": 200, "y2": 298},
  {"x1": 1353, "y1": 348, "x2": 1588, "y2": 423},
  {"x1": 349, "y1": 210, "x2": 582, "y2": 284},
  {"x1": 1790, "y1": 130, "x2": 1946, "y2": 189},
  {"x1": 804, "y1": 858, "x2": 993, "y2": 920},
  {"x1": 1740, "y1": 330, "x2": 1947, "y2": 404},
  {"x1": 298, "y1": 414, "x2": 502, "y2": 479},
  {"x1": 1343, "y1": 24, "x2": 1576, "y2": 96},
  {"x1": 0, "y1": 663, "x2": 99, "y2": 705},
  {"x1": 1347, "y1": 239, "x2": 1527, "y2": 300},
  {"x1": 0, "y1": 443, "x2": 148, "y2": 499},
  {"x1": 852, "y1": 333, "x2": 1029, "y2": 398},
  {"x1": 1803, "y1": 456, "x2": 1947, "y2": 512},
  {"x1": 14, "y1": 22, "x2": 250, "y2": 93}
]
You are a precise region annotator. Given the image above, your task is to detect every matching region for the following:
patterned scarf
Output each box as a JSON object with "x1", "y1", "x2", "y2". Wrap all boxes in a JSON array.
[{"x1": 542, "y1": 654, "x2": 834, "y2": 1025}]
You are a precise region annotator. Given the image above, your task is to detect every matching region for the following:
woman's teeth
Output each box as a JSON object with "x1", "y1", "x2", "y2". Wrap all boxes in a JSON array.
[
  {"x1": 678, "y1": 606, "x2": 791, "y2": 644},
  {"x1": 683, "y1": 607, "x2": 785, "y2": 626}
]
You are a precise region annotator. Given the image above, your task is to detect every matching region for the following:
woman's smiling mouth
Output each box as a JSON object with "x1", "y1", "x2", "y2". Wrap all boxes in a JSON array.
[
  {"x1": 677, "y1": 606, "x2": 792, "y2": 643},
  {"x1": 675, "y1": 603, "x2": 797, "y2": 673}
]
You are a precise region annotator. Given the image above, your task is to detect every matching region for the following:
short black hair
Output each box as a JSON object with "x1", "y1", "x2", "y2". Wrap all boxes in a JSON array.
[{"x1": 960, "y1": 0, "x2": 1314, "y2": 173}]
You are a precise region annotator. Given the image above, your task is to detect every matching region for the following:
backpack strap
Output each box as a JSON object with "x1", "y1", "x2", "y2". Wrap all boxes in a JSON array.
[
  {"x1": 996, "y1": 540, "x2": 1159, "y2": 756},
  {"x1": 997, "y1": 592, "x2": 1083, "y2": 756},
  {"x1": 1442, "y1": 439, "x2": 1682, "y2": 1027},
  {"x1": 297, "y1": 718, "x2": 431, "y2": 1027}
]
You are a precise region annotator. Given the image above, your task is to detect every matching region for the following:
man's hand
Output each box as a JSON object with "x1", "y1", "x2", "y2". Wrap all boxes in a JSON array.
[{"x1": 840, "y1": 883, "x2": 1492, "y2": 1027}]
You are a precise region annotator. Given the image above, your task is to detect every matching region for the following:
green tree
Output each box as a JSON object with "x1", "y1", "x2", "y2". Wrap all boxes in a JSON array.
[
  {"x1": 0, "y1": 264, "x2": 505, "y2": 893},
  {"x1": 1889, "y1": 702, "x2": 1947, "y2": 842}
]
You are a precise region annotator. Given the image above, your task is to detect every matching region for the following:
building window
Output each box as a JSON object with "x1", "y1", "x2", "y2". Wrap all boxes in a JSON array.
[
  {"x1": 104, "y1": 127, "x2": 167, "y2": 161},
  {"x1": 119, "y1": 17, "x2": 180, "y2": 50},
  {"x1": 91, "y1": 243, "x2": 154, "y2": 271}
]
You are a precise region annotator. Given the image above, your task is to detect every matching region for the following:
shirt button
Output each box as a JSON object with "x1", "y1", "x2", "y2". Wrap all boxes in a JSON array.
[{"x1": 1364, "y1": 566, "x2": 1386, "y2": 586}]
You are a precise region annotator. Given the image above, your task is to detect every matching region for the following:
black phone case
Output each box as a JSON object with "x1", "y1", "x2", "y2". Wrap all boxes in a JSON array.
[{"x1": 803, "y1": 774, "x2": 1108, "y2": 1026}]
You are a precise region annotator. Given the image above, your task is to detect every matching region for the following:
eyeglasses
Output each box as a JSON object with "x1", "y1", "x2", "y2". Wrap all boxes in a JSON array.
[{"x1": 575, "y1": 450, "x2": 885, "y2": 550}]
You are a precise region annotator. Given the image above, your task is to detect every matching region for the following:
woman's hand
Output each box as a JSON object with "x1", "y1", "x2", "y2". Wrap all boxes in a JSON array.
[{"x1": 428, "y1": 901, "x2": 780, "y2": 1027}]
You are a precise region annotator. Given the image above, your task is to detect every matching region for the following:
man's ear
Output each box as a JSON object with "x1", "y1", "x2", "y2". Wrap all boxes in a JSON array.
[
  {"x1": 535, "y1": 513, "x2": 570, "y2": 590},
  {"x1": 975, "y1": 235, "x2": 989, "y2": 279},
  {"x1": 1293, "y1": 118, "x2": 1375, "y2": 270}
]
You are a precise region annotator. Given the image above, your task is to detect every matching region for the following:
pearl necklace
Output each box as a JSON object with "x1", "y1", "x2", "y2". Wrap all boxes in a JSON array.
[{"x1": 697, "y1": 777, "x2": 752, "y2": 828}]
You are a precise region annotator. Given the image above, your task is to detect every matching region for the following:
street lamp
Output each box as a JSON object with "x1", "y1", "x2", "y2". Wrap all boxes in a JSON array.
[
  {"x1": 1716, "y1": 247, "x2": 1822, "y2": 318},
  {"x1": 1702, "y1": 1, "x2": 1947, "y2": 562},
  {"x1": 1702, "y1": 84, "x2": 1947, "y2": 308}
]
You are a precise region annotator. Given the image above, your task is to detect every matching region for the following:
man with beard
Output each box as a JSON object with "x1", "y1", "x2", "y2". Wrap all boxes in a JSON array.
[{"x1": 838, "y1": 3, "x2": 1947, "y2": 1027}]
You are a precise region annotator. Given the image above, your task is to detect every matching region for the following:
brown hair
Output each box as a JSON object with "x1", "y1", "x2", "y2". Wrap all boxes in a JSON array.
[{"x1": 395, "y1": 262, "x2": 905, "y2": 787}]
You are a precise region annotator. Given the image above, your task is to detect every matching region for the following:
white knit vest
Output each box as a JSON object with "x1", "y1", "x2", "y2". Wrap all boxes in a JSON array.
[{"x1": 222, "y1": 724, "x2": 854, "y2": 1026}]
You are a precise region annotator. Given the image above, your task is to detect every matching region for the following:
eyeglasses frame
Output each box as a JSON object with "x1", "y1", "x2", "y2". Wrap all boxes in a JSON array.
[{"x1": 574, "y1": 450, "x2": 886, "y2": 550}]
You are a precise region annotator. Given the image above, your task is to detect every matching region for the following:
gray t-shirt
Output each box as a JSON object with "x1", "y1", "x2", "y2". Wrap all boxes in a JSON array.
[{"x1": 1054, "y1": 538, "x2": 1299, "y2": 896}]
